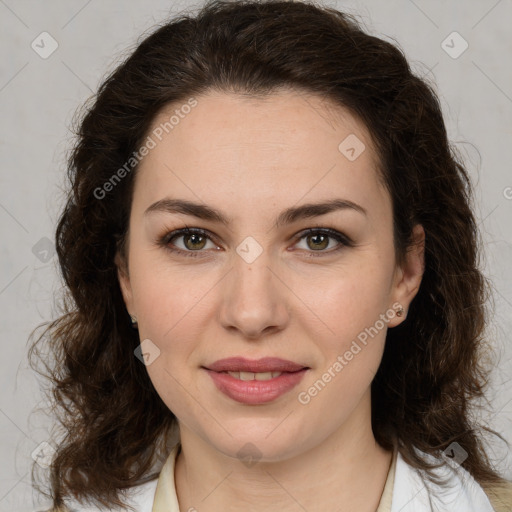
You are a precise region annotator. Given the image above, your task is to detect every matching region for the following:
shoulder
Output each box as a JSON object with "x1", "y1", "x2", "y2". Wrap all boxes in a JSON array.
[
  {"x1": 38, "y1": 478, "x2": 159, "y2": 512},
  {"x1": 391, "y1": 447, "x2": 508, "y2": 511}
]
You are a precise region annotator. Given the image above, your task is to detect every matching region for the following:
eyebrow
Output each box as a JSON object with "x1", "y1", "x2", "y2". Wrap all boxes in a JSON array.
[{"x1": 144, "y1": 198, "x2": 367, "y2": 226}]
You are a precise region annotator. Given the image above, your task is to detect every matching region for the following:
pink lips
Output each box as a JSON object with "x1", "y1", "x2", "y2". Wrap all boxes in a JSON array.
[{"x1": 203, "y1": 357, "x2": 309, "y2": 405}]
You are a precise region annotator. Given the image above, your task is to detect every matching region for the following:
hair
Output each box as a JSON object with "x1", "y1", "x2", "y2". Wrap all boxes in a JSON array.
[{"x1": 29, "y1": 0, "x2": 512, "y2": 510}]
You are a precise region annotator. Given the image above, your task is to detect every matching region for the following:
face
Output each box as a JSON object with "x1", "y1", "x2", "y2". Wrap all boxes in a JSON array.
[{"x1": 116, "y1": 89, "x2": 424, "y2": 462}]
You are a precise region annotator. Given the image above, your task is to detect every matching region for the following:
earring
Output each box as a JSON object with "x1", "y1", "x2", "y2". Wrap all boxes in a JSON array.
[
  {"x1": 396, "y1": 307, "x2": 405, "y2": 317},
  {"x1": 130, "y1": 314, "x2": 138, "y2": 328}
]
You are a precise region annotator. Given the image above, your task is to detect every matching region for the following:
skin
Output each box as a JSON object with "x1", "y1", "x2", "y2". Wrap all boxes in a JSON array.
[{"x1": 116, "y1": 89, "x2": 425, "y2": 511}]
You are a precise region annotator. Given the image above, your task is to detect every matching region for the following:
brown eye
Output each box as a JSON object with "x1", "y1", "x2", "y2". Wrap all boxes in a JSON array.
[
  {"x1": 293, "y1": 228, "x2": 352, "y2": 256},
  {"x1": 182, "y1": 233, "x2": 207, "y2": 250},
  {"x1": 159, "y1": 227, "x2": 219, "y2": 257},
  {"x1": 306, "y1": 233, "x2": 330, "y2": 251}
]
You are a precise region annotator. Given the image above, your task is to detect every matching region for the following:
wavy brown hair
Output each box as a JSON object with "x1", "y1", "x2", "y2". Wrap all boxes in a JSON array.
[{"x1": 29, "y1": 0, "x2": 511, "y2": 509}]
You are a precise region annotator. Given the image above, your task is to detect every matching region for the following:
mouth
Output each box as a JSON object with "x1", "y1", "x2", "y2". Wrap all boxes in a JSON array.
[{"x1": 203, "y1": 368, "x2": 310, "y2": 405}]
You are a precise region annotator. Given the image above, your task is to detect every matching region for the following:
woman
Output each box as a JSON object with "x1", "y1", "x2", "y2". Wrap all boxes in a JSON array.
[{"x1": 30, "y1": 0, "x2": 512, "y2": 510}]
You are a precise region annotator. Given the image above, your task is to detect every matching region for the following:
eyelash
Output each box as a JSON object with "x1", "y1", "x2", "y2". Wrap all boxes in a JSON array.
[{"x1": 158, "y1": 226, "x2": 353, "y2": 259}]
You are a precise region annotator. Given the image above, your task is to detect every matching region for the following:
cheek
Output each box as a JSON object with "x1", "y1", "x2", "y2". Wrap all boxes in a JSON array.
[
  {"x1": 128, "y1": 251, "x2": 217, "y2": 373},
  {"x1": 129, "y1": 246, "x2": 216, "y2": 337},
  {"x1": 297, "y1": 260, "x2": 393, "y2": 350},
  {"x1": 295, "y1": 271, "x2": 391, "y2": 418},
  {"x1": 134, "y1": 272, "x2": 207, "y2": 419}
]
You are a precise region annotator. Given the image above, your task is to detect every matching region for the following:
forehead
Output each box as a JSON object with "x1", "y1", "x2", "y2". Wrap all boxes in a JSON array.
[
  {"x1": 147, "y1": 88, "x2": 379, "y2": 162},
  {"x1": 133, "y1": 89, "x2": 387, "y2": 218}
]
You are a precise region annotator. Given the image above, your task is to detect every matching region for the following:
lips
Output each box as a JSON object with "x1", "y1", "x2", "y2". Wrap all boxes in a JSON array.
[
  {"x1": 204, "y1": 368, "x2": 308, "y2": 404},
  {"x1": 204, "y1": 357, "x2": 307, "y2": 373},
  {"x1": 203, "y1": 357, "x2": 309, "y2": 404}
]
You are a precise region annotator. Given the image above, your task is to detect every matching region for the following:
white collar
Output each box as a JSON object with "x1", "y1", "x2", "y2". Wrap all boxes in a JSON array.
[
  {"x1": 150, "y1": 443, "x2": 495, "y2": 512},
  {"x1": 391, "y1": 448, "x2": 495, "y2": 511},
  {"x1": 62, "y1": 442, "x2": 495, "y2": 511}
]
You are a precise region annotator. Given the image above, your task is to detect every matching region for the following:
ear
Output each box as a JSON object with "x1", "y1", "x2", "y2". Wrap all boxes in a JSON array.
[
  {"x1": 388, "y1": 224, "x2": 425, "y2": 327},
  {"x1": 115, "y1": 250, "x2": 135, "y2": 316}
]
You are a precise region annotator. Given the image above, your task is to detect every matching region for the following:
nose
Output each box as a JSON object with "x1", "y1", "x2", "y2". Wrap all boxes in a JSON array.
[{"x1": 218, "y1": 255, "x2": 290, "y2": 340}]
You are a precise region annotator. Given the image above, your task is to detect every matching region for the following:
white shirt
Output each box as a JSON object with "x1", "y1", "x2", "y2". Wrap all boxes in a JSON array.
[{"x1": 59, "y1": 443, "x2": 497, "y2": 511}]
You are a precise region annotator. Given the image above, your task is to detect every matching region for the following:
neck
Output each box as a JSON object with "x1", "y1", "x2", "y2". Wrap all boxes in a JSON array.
[{"x1": 174, "y1": 393, "x2": 393, "y2": 512}]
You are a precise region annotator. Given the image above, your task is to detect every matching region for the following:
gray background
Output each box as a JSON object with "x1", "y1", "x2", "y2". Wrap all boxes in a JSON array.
[{"x1": 1, "y1": 0, "x2": 511, "y2": 510}]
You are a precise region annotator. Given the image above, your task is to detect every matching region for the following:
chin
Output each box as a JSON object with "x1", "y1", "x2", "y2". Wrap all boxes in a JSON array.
[{"x1": 205, "y1": 425, "x2": 313, "y2": 464}]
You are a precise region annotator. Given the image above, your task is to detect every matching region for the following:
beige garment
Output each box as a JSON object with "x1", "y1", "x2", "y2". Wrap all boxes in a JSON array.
[
  {"x1": 480, "y1": 480, "x2": 512, "y2": 512},
  {"x1": 376, "y1": 445, "x2": 397, "y2": 512},
  {"x1": 152, "y1": 443, "x2": 398, "y2": 512}
]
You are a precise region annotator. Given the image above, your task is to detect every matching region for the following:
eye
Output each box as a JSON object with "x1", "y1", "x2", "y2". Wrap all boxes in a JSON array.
[
  {"x1": 159, "y1": 227, "x2": 219, "y2": 257},
  {"x1": 293, "y1": 228, "x2": 351, "y2": 256}
]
